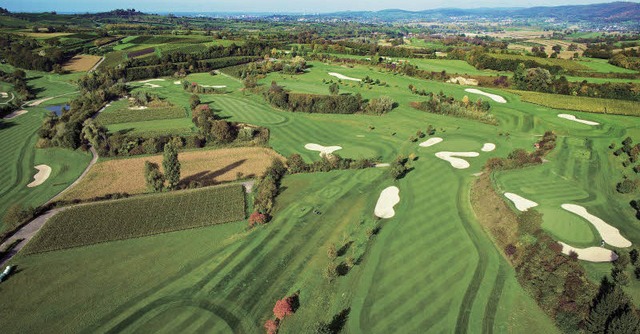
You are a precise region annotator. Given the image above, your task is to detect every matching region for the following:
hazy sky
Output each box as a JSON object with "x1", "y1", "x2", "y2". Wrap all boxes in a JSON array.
[{"x1": 3, "y1": 0, "x2": 638, "y2": 13}]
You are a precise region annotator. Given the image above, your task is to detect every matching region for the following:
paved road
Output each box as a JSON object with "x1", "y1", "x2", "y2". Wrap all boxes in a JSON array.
[
  {"x1": 0, "y1": 208, "x2": 66, "y2": 267},
  {"x1": 88, "y1": 56, "x2": 105, "y2": 73}
]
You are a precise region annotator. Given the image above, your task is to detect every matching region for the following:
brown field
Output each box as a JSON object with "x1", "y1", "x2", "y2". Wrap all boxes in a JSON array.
[
  {"x1": 62, "y1": 55, "x2": 103, "y2": 72},
  {"x1": 60, "y1": 147, "x2": 284, "y2": 201}
]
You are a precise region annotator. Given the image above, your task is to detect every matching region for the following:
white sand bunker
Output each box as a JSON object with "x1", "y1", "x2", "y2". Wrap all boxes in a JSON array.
[
  {"x1": 304, "y1": 143, "x2": 342, "y2": 157},
  {"x1": 562, "y1": 204, "x2": 632, "y2": 248},
  {"x1": 559, "y1": 242, "x2": 618, "y2": 262},
  {"x1": 27, "y1": 165, "x2": 52, "y2": 188},
  {"x1": 128, "y1": 106, "x2": 148, "y2": 110},
  {"x1": 374, "y1": 186, "x2": 400, "y2": 219},
  {"x1": 200, "y1": 85, "x2": 227, "y2": 88},
  {"x1": 0, "y1": 92, "x2": 8, "y2": 98},
  {"x1": 447, "y1": 77, "x2": 478, "y2": 86},
  {"x1": 375, "y1": 163, "x2": 390, "y2": 168},
  {"x1": 481, "y1": 143, "x2": 496, "y2": 152},
  {"x1": 504, "y1": 192, "x2": 538, "y2": 211},
  {"x1": 419, "y1": 137, "x2": 443, "y2": 147},
  {"x1": 144, "y1": 83, "x2": 161, "y2": 88},
  {"x1": 174, "y1": 81, "x2": 182, "y2": 85},
  {"x1": 464, "y1": 88, "x2": 507, "y2": 103},
  {"x1": 3, "y1": 109, "x2": 28, "y2": 119},
  {"x1": 435, "y1": 152, "x2": 480, "y2": 169},
  {"x1": 139, "y1": 79, "x2": 165, "y2": 83},
  {"x1": 328, "y1": 72, "x2": 361, "y2": 82},
  {"x1": 558, "y1": 114, "x2": 599, "y2": 126}
]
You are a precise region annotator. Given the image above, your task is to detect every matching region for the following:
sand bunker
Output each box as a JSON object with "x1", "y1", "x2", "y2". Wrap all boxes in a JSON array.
[
  {"x1": 128, "y1": 106, "x2": 148, "y2": 110},
  {"x1": 28, "y1": 97, "x2": 54, "y2": 107},
  {"x1": 435, "y1": 152, "x2": 480, "y2": 169},
  {"x1": 559, "y1": 242, "x2": 618, "y2": 262},
  {"x1": 27, "y1": 165, "x2": 51, "y2": 188},
  {"x1": 304, "y1": 143, "x2": 342, "y2": 157},
  {"x1": 419, "y1": 137, "x2": 443, "y2": 148},
  {"x1": 562, "y1": 204, "x2": 632, "y2": 248},
  {"x1": 0, "y1": 92, "x2": 8, "y2": 98},
  {"x1": 3, "y1": 109, "x2": 28, "y2": 119},
  {"x1": 504, "y1": 193, "x2": 538, "y2": 211},
  {"x1": 447, "y1": 77, "x2": 478, "y2": 86},
  {"x1": 139, "y1": 79, "x2": 165, "y2": 83},
  {"x1": 464, "y1": 88, "x2": 507, "y2": 103},
  {"x1": 374, "y1": 186, "x2": 400, "y2": 219},
  {"x1": 174, "y1": 81, "x2": 182, "y2": 85},
  {"x1": 328, "y1": 72, "x2": 361, "y2": 82},
  {"x1": 144, "y1": 83, "x2": 161, "y2": 88},
  {"x1": 375, "y1": 163, "x2": 390, "y2": 168},
  {"x1": 200, "y1": 85, "x2": 227, "y2": 89},
  {"x1": 481, "y1": 143, "x2": 496, "y2": 152},
  {"x1": 558, "y1": 114, "x2": 599, "y2": 126}
]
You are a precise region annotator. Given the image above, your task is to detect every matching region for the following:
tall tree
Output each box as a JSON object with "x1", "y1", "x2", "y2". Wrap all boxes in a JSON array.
[
  {"x1": 144, "y1": 161, "x2": 164, "y2": 192},
  {"x1": 163, "y1": 142, "x2": 181, "y2": 190}
]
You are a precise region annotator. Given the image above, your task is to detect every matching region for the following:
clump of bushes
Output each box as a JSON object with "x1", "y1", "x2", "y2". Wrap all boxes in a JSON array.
[
  {"x1": 485, "y1": 131, "x2": 557, "y2": 171},
  {"x1": 410, "y1": 91, "x2": 496, "y2": 125}
]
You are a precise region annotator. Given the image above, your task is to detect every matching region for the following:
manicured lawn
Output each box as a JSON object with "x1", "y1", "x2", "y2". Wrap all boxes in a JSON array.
[{"x1": 577, "y1": 57, "x2": 639, "y2": 74}]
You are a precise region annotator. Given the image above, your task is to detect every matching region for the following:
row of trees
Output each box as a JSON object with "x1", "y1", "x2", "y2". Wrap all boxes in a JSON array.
[
  {"x1": 410, "y1": 91, "x2": 496, "y2": 125},
  {"x1": 266, "y1": 82, "x2": 364, "y2": 114},
  {"x1": 485, "y1": 131, "x2": 557, "y2": 171}
]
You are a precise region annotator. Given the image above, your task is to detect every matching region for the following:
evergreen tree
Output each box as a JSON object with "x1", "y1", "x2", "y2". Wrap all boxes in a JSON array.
[
  {"x1": 144, "y1": 161, "x2": 164, "y2": 192},
  {"x1": 163, "y1": 142, "x2": 181, "y2": 190},
  {"x1": 607, "y1": 309, "x2": 640, "y2": 334}
]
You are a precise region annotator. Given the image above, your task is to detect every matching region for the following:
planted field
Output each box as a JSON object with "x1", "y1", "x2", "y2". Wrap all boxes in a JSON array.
[
  {"x1": 62, "y1": 54, "x2": 103, "y2": 72},
  {"x1": 24, "y1": 184, "x2": 245, "y2": 254},
  {"x1": 96, "y1": 100, "x2": 186, "y2": 125},
  {"x1": 514, "y1": 90, "x2": 640, "y2": 116},
  {"x1": 128, "y1": 47, "x2": 156, "y2": 58},
  {"x1": 60, "y1": 147, "x2": 283, "y2": 201}
]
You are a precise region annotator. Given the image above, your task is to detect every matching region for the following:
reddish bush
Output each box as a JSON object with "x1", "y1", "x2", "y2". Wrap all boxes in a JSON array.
[
  {"x1": 249, "y1": 211, "x2": 268, "y2": 227},
  {"x1": 264, "y1": 319, "x2": 278, "y2": 334},
  {"x1": 505, "y1": 244, "x2": 517, "y2": 256},
  {"x1": 273, "y1": 297, "x2": 293, "y2": 320}
]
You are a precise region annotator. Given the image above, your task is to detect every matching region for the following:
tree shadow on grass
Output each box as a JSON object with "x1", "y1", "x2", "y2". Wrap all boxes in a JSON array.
[
  {"x1": 0, "y1": 120, "x2": 16, "y2": 130},
  {"x1": 179, "y1": 159, "x2": 246, "y2": 187},
  {"x1": 318, "y1": 308, "x2": 351, "y2": 334}
]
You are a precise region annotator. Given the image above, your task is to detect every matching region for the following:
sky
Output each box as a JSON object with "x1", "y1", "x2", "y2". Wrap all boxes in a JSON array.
[{"x1": 3, "y1": 0, "x2": 639, "y2": 13}]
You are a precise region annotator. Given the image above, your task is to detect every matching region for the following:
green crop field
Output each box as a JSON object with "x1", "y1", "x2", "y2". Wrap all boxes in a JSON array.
[
  {"x1": 23, "y1": 184, "x2": 246, "y2": 254},
  {"x1": 408, "y1": 58, "x2": 504, "y2": 76},
  {"x1": 513, "y1": 90, "x2": 640, "y2": 116}
]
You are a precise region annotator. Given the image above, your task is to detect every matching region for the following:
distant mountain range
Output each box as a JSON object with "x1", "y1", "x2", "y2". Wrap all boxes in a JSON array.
[{"x1": 304, "y1": 2, "x2": 640, "y2": 23}]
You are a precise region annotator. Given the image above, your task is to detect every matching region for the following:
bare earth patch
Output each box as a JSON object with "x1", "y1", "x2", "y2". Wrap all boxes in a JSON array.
[
  {"x1": 559, "y1": 242, "x2": 618, "y2": 262},
  {"x1": 561, "y1": 204, "x2": 632, "y2": 248},
  {"x1": 328, "y1": 72, "x2": 361, "y2": 82},
  {"x1": 374, "y1": 186, "x2": 400, "y2": 218},
  {"x1": 62, "y1": 54, "x2": 103, "y2": 72},
  {"x1": 464, "y1": 88, "x2": 507, "y2": 103},
  {"x1": 435, "y1": 151, "x2": 480, "y2": 169},
  {"x1": 557, "y1": 114, "x2": 599, "y2": 126},
  {"x1": 3, "y1": 109, "x2": 28, "y2": 119},
  {"x1": 304, "y1": 143, "x2": 342, "y2": 157},
  {"x1": 419, "y1": 137, "x2": 443, "y2": 147},
  {"x1": 447, "y1": 77, "x2": 479, "y2": 86},
  {"x1": 504, "y1": 192, "x2": 538, "y2": 211},
  {"x1": 27, "y1": 165, "x2": 52, "y2": 188},
  {"x1": 59, "y1": 147, "x2": 284, "y2": 201}
]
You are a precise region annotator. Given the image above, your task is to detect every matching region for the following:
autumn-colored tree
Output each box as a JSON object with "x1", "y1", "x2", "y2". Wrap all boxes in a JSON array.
[
  {"x1": 249, "y1": 211, "x2": 268, "y2": 227},
  {"x1": 273, "y1": 297, "x2": 294, "y2": 320},
  {"x1": 264, "y1": 319, "x2": 278, "y2": 334}
]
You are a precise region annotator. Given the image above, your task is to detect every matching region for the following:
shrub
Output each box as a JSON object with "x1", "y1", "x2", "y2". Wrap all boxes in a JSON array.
[
  {"x1": 517, "y1": 210, "x2": 543, "y2": 235},
  {"x1": 273, "y1": 297, "x2": 294, "y2": 320},
  {"x1": 249, "y1": 211, "x2": 268, "y2": 227},
  {"x1": 617, "y1": 179, "x2": 637, "y2": 194},
  {"x1": 327, "y1": 244, "x2": 337, "y2": 260},
  {"x1": 365, "y1": 96, "x2": 394, "y2": 115},
  {"x1": 144, "y1": 161, "x2": 165, "y2": 192},
  {"x1": 264, "y1": 319, "x2": 278, "y2": 334}
]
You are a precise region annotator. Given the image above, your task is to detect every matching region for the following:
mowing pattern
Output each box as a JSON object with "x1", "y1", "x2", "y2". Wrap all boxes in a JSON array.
[{"x1": 23, "y1": 184, "x2": 245, "y2": 253}]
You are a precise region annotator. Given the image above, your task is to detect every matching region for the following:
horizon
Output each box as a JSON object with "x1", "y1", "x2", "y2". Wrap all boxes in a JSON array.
[{"x1": 3, "y1": 0, "x2": 639, "y2": 14}]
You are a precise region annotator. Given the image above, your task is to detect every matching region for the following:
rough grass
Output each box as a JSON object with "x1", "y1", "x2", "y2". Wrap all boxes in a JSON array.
[
  {"x1": 62, "y1": 54, "x2": 102, "y2": 72},
  {"x1": 24, "y1": 184, "x2": 246, "y2": 254},
  {"x1": 513, "y1": 90, "x2": 640, "y2": 116},
  {"x1": 59, "y1": 147, "x2": 283, "y2": 201},
  {"x1": 96, "y1": 99, "x2": 187, "y2": 125}
]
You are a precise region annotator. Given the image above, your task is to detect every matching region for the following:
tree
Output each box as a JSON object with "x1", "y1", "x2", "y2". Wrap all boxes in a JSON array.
[
  {"x1": 327, "y1": 244, "x2": 337, "y2": 260},
  {"x1": 617, "y1": 179, "x2": 637, "y2": 194},
  {"x1": 287, "y1": 153, "x2": 308, "y2": 174},
  {"x1": 273, "y1": 297, "x2": 294, "y2": 320},
  {"x1": 365, "y1": 96, "x2": 394, "y2": 115},
  {"x1": 189, "y1": 94, "x2": 201, "y2": 110},
  {"x1": 608, "y1": 309, "x2": 640, "y2": 334},
  {"x1": 585, "y1": 278, "x2": 634, "y2": 334},
  {"x1": 210, "y1": 120, "x2": 236, "y2": 143},
  {"x1": 81, "y1": 118, "x2": 107, "y2": 148},
  {"x1": 329, "y1": 83, "x2": 339, "y2": 96},
  {"x1": 163, "y1": 142, "x2": 181, "y2": 190},
  {"x1": 390, "y1": 156, "x2": 409, "y2": 180},
  {"x1": 144, "y1": 161, "x2": 164, "y2": 192}
]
